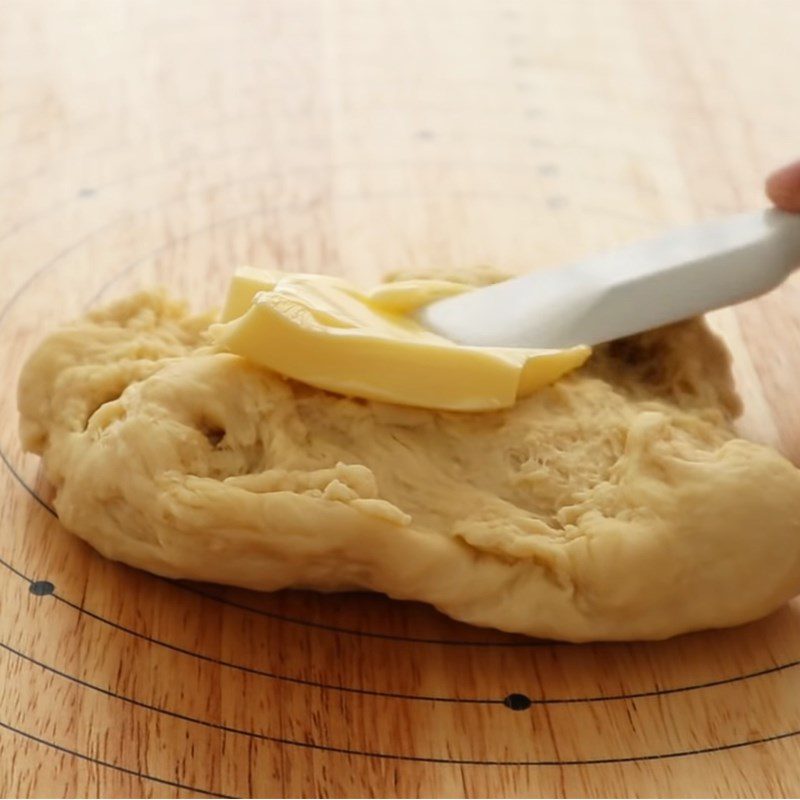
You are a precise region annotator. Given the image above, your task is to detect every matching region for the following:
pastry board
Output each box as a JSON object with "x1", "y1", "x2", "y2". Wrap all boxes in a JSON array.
[{"x1": 2, "y1": 0, "x2": 800, "y2": 795}]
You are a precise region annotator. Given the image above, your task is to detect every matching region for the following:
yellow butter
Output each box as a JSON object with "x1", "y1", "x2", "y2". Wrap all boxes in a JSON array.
[
  {"x1": 212, "y1": 268, "x2": 590, "y2": 412},
  {"x1": 220, "y1": 266, "x2": 280, "y2": 321}
]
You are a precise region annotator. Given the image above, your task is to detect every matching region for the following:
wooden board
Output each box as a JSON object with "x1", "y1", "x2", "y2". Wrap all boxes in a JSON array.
[{"x1": 2, "y1": 0, "x2": 800, "y2": 795}]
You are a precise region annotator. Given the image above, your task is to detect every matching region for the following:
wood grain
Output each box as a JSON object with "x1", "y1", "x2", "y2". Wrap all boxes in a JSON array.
[{"x1": 1, "y1": 0, "x2": 800, "y2": 795}]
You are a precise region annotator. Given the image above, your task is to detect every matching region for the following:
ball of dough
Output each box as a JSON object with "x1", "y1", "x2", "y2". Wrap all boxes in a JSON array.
[{"x1": 17, "y1": 287, "x2": 800, "y2": 641}]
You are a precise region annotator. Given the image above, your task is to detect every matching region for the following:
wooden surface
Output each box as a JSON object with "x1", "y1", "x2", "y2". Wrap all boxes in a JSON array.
[{"x1": 1, "y1": 0, "x2": 800, "y2": 796}]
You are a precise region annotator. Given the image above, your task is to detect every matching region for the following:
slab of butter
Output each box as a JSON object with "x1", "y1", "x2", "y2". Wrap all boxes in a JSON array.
[{"x1": 211, "y1": 267, "x2": 590, "y2": 412}]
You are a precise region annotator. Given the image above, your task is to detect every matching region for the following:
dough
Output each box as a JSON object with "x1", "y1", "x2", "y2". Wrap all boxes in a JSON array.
[{"x1": 17, "y1": 277, "x2": 800, "y2": 641}]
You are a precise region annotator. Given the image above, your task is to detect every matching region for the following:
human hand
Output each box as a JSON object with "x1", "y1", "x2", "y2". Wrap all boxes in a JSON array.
[{"x1": 766, "y1": 160, "x2": 800, "y2": 212}]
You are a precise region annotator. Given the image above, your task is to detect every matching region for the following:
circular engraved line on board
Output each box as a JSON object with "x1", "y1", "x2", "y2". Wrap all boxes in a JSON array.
[
  {"x1": 0, "y1": 716, "x2": 228, "y2": 798},
  {"x1": 5, "y1": 544, "x2": 800, "y2": 707},
  {"x1": 173, "y1": 582, "x2": 542, "y2": 647},
  {"x1": 0, "y1": 189, "x2": 797, "y2": 680},
  {"x1": 0, "y1": 551, "x2": 492, "y2": 705},
  {"x1": 0, "y1": 170, "x2": 792, "y2": 758},
  {"x1": 1, "y1": 635, "x2": 799, "y2": 767}
]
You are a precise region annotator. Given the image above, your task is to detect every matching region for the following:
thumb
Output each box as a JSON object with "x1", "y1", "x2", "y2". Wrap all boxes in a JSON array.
[{"x1": 766, "y1": 159, "x2": 800, "y2": 212}]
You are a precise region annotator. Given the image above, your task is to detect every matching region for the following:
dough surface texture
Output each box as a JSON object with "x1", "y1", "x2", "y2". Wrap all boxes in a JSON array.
[{"x1": 17, "y1": 277, "x2": 800, "y2": 641}]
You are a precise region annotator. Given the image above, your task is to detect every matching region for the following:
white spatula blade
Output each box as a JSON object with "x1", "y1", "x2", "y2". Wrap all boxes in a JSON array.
[{"x1": 416, "y1": 209, "x2": 800, "y2": 349}]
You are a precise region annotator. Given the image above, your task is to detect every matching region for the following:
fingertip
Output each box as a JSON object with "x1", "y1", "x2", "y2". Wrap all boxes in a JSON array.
[{"x1": 766, "y1": 159, "x2": 800, "y2": 212}]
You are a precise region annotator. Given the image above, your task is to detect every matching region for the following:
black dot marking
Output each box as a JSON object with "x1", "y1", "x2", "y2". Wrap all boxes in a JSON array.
[
  {"x1": 29, "y1": 580, "x2": 54, "y2": 596},
  {"x1": 78, "y1": 187, "x2": 95, "y2": 198},
  {"x1": 538, "y1": 163, "x2": 558, "y2": 177},
  {"x1": 503, "y1": 693, "x2": 532, "y2": 711},
  {"x1": 416, "y1": 129, "x2": 435, "y2": 141}
]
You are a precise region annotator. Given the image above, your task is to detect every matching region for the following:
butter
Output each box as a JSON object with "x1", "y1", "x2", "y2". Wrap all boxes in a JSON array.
[{"x1": 212, "y1": 268, "x2": 590, "y2": 412}]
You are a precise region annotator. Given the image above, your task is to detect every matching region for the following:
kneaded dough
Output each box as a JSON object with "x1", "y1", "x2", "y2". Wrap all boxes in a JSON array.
[{"x1": 17, "y1": 275, "x2": 800, "y2": 641}]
